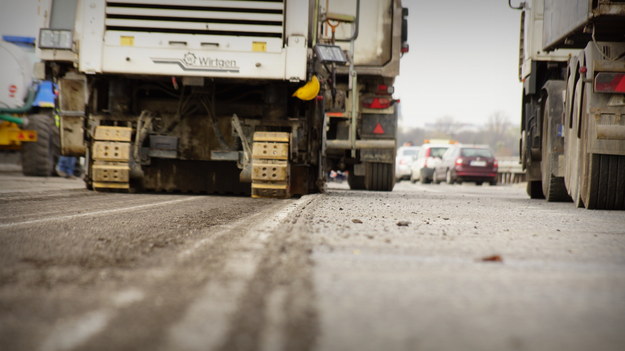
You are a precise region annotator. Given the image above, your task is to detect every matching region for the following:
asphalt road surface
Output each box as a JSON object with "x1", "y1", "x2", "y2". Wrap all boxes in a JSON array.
[{"x1": 1, "y1": 172, "x2": 624, "y2": 351}]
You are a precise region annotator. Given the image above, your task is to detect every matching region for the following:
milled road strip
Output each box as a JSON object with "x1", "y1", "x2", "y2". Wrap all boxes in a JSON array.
[
  {"x1": 0, "y1": 196, "x2": 201, "y2": 228},
  {"x1": 35, "y1": 194, "x2": 318, "y2": 351},
  {"x1": 166, "y1": 194, "x2": 321, "y2": 351},
  {"x1": 39, "y1": 289, "x2": 145, "y2": 351},
  {"x1": 176, "y1": 197, "x2": 303, "y2": 261}
]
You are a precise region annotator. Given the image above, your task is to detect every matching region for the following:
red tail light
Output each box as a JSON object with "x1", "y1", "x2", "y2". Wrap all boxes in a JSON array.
[
  {"x1": 595, "y1": 72, "x2": 625, "y2": 93},
  {"x1": 399, "y1": 159, "x2": 407, "y2": 165},
  {"x1": 425, "y1": 148, "x2": 431, "y2": 157},
  {"x1": 455, "y1": 158, "x2": 463, "y2": 165},
  {"x1": 376, "y1": 85, "x2": 395, "y2": 94},
  {"x1": 362, "y1": 97, "x2": 392, "y2": 109}
]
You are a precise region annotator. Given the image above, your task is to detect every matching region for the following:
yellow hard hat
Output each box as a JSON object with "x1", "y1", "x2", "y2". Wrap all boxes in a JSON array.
[{"x1": 292, "y1": 75, "x2": 320, "y2": 101}]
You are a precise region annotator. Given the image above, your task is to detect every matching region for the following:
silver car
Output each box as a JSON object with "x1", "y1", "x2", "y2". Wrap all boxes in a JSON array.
[
  {"x1": 410, "y1": 143, "x2": 452, "y2": 184},
  {"x1": 395, "y1": 146, "x2": 420, "y2": 181}
]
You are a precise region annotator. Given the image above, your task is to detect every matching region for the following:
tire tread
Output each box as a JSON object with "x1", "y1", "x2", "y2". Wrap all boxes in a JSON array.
[
  {"x1": 365, "y1": 162, "x2": 394, "y2": 191},
  {"x1": 21, "y1": 114, "x2": 58, "y2": 176}
]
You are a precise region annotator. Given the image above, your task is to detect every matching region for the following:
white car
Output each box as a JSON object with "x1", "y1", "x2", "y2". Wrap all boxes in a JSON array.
[
  {"x1": 395, "y1": 146, "x2": 420, "y2": 181},
  {"x1": 410, "y1": 143, "x2": 453, "y2": 183}
]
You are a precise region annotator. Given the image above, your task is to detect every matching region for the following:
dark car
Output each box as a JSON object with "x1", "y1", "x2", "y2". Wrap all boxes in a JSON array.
[{"x1": 433, "y1": 145, "x2": 498, "y2": 185}]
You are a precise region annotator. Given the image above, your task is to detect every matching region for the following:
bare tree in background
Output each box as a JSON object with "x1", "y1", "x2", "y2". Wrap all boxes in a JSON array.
[
  {"x1": 486, "y1": 111, "x2": 511, "y2": 141},
  {"x1": 398, "y1": 111, "x2": 519, "y2": 156},
  {"x1": 397, "y1": 126, "x2": 426, "y2": 145},
  {"x1": 485, "y1": 111, "x2": 514, "y2": 154},
  {"x1": 432, "y1": 115, "x2": 460, "y2": 137}
]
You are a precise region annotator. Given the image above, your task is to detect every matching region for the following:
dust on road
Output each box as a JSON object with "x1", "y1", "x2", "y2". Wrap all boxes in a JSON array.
[{"x1": 1, "y1": 175, "x2": 624, "y2": 351}]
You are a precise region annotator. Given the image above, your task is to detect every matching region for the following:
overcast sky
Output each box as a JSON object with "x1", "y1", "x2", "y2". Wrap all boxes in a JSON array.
[{"x1": 394, "y1": 1, "x2": 523, "y2": 129}]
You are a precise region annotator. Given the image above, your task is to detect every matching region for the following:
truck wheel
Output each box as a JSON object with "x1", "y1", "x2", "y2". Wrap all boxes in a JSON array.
[
  {"x1": 540, "y1": 86, "x2": 571, "y2": 202},
  {"x1": 610, "y1": 155, "x2": 625, "y2": 210},
  {"x1": 365, "y1": 162, "x2": 394, "y2": 191},
  {"x1": 21, "y1": 114, "x2": 60, "y2": 176},
  {"x1": 526, "y1": 180, "x2": 544, "y2": 199},
  {"x1": 583, "y1": 154, "x2": 625, "y2": 210},
  {"x1": 446, "y1": 169, "x2": 454, "y2": 184},
  {"x1": 83, "y1": 148, "x2": 93, "y2": 190},
  {"x1": 348, "y1": 172, "x2": 365, "y2": 190}
]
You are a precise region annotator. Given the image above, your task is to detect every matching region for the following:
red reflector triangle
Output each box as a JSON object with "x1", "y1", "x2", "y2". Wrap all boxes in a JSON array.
[
  {"x1": 373, "y1": 122, "x2": 385, "y2": 134},
  {"x1": 18, "y1": 132, "x2": 24, "y2": 140}
]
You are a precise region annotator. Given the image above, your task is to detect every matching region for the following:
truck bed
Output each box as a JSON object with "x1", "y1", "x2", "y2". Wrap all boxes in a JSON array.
[{"x1": 543, "y1": 0, "x2": 625, "y2": 51}]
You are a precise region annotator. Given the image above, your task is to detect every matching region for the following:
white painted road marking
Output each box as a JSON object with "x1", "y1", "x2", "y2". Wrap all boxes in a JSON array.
[{"x1": 0, "y1": 197, "x2": 200, "y2": 229}]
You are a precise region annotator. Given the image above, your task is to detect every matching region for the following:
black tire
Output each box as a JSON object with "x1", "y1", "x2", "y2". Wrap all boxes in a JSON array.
[
  {"x1": 420, "y1": 169, "x2": 432, "y2": 184},
  {"x1": 584, "y1": 154, "x2": 625, "y2": 210},
  {"x1": 475, "y1": 181, "x2": 483, "y2": 186},
  {"x1": 348, "y1": 172, "x2": 365, "y2": 190},
  {"x1": 432, "y1": 169, "x2": 440, "y2": 184},
  {"x1": 614, "y1": 155, "x2": 625, "y2": 210},
  {"x1": 84, "y1": 147, "x2": 94, "y2": 190},
  {"x1": 446, "y1": 169, "x2": 454, "y2": 184},
  {"x1": 526, "y1": 180, "x2": 545, "y2": 199},
  {"x1": 489, "y1": 179, "x2": 497, "y2": 186},
  {"x1": 543, "y1": 175, "x2": 570, "y2": 201},
  {"x1": 21, "y1": 114, "x2": 60, "y2": 176},
  {"x1": 365, "y1": 162, "x2": 394, "y2": 191},
  {"x1": 540, "y1": 85, "x2": 571, "y2": 202}
]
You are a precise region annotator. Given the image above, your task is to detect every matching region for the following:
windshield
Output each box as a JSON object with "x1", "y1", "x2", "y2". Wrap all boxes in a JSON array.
[
  {"x1": 429, "y1": 147, "x2": 448, "y2": 158},
  {"x1": 402, "y1": 148, "x2": 419, "y2": 156},
  {"x1": 461, "y1": 148, "x2": 493, "y2": 158}
]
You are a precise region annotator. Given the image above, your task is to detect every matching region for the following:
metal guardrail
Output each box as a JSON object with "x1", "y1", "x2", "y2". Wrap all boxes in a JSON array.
[{"x1": 497, "y1": 157, "x2": 525, "y2": 184}]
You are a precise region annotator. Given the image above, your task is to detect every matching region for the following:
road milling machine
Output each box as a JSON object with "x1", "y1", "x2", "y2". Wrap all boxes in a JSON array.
[{"x1": 36, "y1": 0, "x2": 408, "y2": 197}]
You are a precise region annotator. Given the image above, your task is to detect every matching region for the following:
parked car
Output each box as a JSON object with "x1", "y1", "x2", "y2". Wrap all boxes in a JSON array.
[
  {"x1": 395, "y1": 146, "x2": 420, "y2": 181},
  {"x1": 433, "y1": 145, "x2": 498, "y2": 185},
  {"x1": 410, "y1": 142, "x2": 453, "y2": 183}
]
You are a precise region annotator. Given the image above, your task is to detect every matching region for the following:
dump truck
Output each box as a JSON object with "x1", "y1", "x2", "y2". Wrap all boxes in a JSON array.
[
  {"x1": 0, "y1": 36, "x2": 60, "y2": 176},
  {"x1": 36, "y1": 0, "x2": 407, "y2": 197},
  {"x1": 511, "y1": 0, "x2": 625, "y2": 209}
]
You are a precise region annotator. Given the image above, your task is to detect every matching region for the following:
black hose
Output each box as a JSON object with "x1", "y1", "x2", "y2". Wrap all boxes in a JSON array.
[{"x1": 508, "y1": 0, "x2": 524, "y2": 10}]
